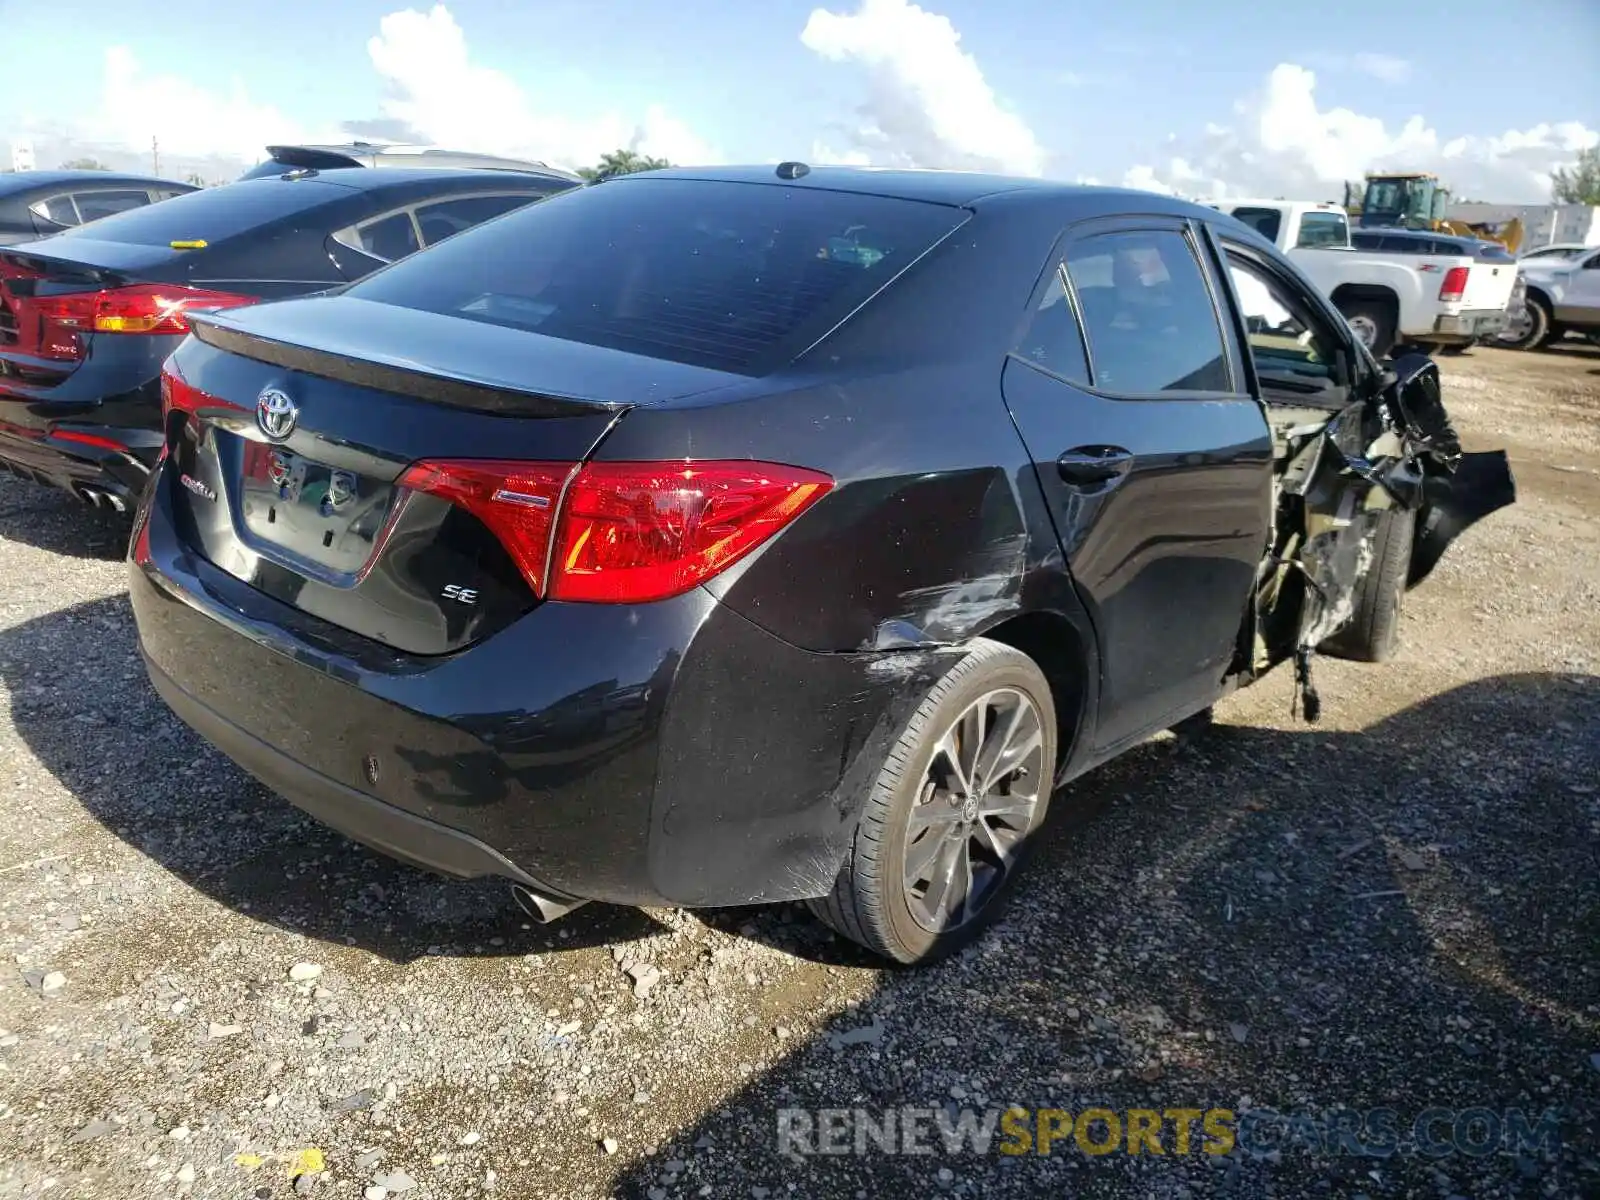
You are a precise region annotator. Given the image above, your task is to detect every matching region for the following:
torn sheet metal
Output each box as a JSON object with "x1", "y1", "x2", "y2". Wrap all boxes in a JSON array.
[{"x1": 1264, "y1": 353, "x2": 1515, "y2": 722}]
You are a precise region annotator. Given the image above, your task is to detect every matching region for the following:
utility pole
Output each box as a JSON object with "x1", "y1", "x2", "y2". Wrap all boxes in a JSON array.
[{"x1": 152, "y1": 136, "x2": 159, "y2": 177}]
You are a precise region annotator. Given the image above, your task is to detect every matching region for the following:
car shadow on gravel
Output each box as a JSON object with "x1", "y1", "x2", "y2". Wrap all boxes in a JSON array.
[
  {"x1": 0, "y1": 595, "x2": 664, "y2": 962},
  {"x1": 614, "y1": 671, "x2": 1600, "y2": 1198},
  {"x1": 0, "y1": 476, "x2": 133, "y2": 560}
]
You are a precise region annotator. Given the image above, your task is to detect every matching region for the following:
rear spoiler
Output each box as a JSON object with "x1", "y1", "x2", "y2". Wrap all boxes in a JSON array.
[
  {"x1": 188, "y1": 315, "x2": 623, "y2": 419},
  {"x1": 261, "y1": 145, "x2": 366, "y2": 172}
]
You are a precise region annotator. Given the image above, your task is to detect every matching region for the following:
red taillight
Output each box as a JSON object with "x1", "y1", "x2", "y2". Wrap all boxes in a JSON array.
[
  {"x1": 31, "y1": 284, "x2": 255, "y2": 359},
  {"x1": 551, "y1": 461, "x2": 833, "y2": 602},
  {"x1": 1438, "y1": 267, "x2": 1470, "y2": 303},
  {"x1": 400, "y1": 458, "x2": 834, "y2": 604},
  {"x1": 397, "y1": 460, "x2": 575, "y2": 596}
]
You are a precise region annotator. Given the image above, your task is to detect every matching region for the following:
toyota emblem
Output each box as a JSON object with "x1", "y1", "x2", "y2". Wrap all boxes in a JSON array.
[{"x1": 256, "y1": 387, "x2": 298, "y2": 441}]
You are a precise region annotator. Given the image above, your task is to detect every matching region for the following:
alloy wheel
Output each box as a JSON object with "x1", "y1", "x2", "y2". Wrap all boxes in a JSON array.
[
  {"x1": 902, "y1": 687, "x2": 1046, "y2": 933},
  {"x1": 1496, "y1": 308, "x2": 1535, "y2": 345}
]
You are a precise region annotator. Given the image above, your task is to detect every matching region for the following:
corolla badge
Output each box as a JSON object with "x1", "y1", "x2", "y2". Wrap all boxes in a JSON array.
[{"x1": 256, "y1": 387, "x2": 298, "y2": 441}]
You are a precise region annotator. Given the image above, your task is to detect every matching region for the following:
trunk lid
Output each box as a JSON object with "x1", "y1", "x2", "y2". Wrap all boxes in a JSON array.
[{"x1": 162, "y1": 299, "x2": 743, "y2": 655}]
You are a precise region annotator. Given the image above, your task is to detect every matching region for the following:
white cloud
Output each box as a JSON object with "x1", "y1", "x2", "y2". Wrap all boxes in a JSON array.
[
  {"x1": 6, "y1": 4, "x2": 716, "y2": 178},
  {"x1": 800, "y1": 0, "x2": 1046, "y2": 176},
  {"x1": 1351, "y1": 53, "x2": 1411, "y2": 84},
  {"x1": 362, "y1": 5, "x2": 717, "y2": 171},
  {"x1": 1124, "y1": 63, "x2": 1598, "y2": 204}
]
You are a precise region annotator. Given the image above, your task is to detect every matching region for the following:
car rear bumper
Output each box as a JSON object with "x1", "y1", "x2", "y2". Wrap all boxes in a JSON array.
[
  {"x1": 0, "y1": 416, "x2": 161, "y2": 504},
  {"x1": 130, "y1": 466, "x2": 939, "y2": 908},
  {"x1": 1431, "y1": 309, "x2": 1507, "y2": 340},
  {"x1": 0, "y1": 358, "x2": 168, "y2": 501}
]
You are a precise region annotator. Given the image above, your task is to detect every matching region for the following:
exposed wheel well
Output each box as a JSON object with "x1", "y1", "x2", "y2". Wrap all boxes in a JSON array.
[{"x1": 980, "y1": 611, "x2": 1090, "y2": 773}]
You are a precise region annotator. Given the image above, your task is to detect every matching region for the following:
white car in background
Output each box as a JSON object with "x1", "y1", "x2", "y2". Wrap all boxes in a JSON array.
[{"x1": 1499, "y1": 243, "x2": 1600, "y2": 349}]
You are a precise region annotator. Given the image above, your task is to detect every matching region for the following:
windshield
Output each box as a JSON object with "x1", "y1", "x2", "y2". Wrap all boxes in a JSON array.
[
  {"x1": 51, "y1": 178, "x2": 345, "y2": 246},
  {"x1": 347, "y1": 177, "x2": 968, "y2": 374},
  {"x1": 1364, "y1": 181, "x2": 1404, "y2": 215}
]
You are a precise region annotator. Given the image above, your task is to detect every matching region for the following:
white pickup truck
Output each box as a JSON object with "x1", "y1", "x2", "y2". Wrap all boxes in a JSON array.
[{"x1": 1206, "y1": 200, "x2": 1520, "y2": 356}]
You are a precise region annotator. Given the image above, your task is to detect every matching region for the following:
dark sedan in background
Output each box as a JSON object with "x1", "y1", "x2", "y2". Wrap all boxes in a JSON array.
[
  {"x1": 0, "y1": 165, "x2": 577, "y2": 510},
  {"x1": 0, "y1": 169, "x2": 196, "y2": 246},
  {"x1": 129, "y1": 166, "x2": 1515, "y2": 963}
]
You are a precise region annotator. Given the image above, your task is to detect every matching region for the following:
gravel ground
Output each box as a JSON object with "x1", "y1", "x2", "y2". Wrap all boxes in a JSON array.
[{"x1": 0, "y1": 344, "x2": 1596, "y2": 1199}]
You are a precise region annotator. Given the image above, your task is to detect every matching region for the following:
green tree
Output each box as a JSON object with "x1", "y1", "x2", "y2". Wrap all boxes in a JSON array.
[
  {"x1": 1551, "y1": 146, "x2": 1600, "y2": 205},
  {"x1": 578, "y1": 148, "x2": 672, "y2": 182},
  {"x1": 185, "y1": 172, "x2": 207, "y2": 187},
  {"x1": 60, "y1": 157, "x2": 110, "y2": 171}
]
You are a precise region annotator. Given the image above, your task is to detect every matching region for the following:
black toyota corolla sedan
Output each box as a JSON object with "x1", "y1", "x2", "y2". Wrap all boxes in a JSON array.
[
  {"x1": 0, "y1": 166, "x2": 575, "y2": 510},
  {"x1": 129, "y1": 165, "x2": 1515, "y2": 963}
]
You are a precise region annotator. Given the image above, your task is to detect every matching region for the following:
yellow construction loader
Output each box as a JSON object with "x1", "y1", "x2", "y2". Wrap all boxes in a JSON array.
[{"x1": 1344, "y1": 172, "x2": 1523, "y2": 254}]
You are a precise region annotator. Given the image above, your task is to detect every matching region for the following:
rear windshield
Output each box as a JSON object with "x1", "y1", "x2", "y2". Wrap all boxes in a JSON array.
[
  {"x1": 345, "y1": 177, "x2": 968, "y2": 374},
  {"x1": 53, "y1": 178, "x2": 346, "y2": 245},
  {"x1": 1295, "y1": 211, "x2": 1349, "y2": 248}
]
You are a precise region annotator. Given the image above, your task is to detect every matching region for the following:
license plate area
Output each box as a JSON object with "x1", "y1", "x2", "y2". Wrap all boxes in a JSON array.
[{"x1": 238, "y1": 441, "x2": 397, "y2": 576}]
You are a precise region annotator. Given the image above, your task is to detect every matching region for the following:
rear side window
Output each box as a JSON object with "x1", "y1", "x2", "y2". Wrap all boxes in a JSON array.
[
  {"x1": 352, "y1": 211, "x2": 421, "y2": 261},
  {"x1": 1014, "y1": 270, "x2": 1089, "y2": 385},
  {"x1": 416, "y1": 193, "x2": 538, "y2": 246},
  {"x1": 1064, "y1": 229, "x2": 1230, "y2": 394},
  {"x1": 29, "y1": 195, "x2": 79, "y2": 226},
  {"x1": 1295, "y1": 211, "x2": 1348, "y2": 248},
  {"x1": 1230, "y1": 207, "x2": 1283, "y2": 243},
  {"x1": 53, "y1": 178, "x2": 346, "y2": 245},
  {"x1": 346, "y1": 178, "x2": 968, "y2": 374},
  {"x1": 74, "y1": 190, "x2": 152, "y2": 221}
]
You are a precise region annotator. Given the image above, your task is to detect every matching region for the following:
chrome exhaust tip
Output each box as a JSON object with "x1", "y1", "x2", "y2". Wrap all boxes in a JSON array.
[
  {"x1": 103, "y1": 491, "x2": 128, "y2": 513},
  {"x1": 510, "y1": 882, "x2": 588, "y2": 924}
]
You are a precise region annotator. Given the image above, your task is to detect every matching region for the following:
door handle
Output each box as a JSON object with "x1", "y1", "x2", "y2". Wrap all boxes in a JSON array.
[{"x1": 1057, "y1": 446, "x2": 1134, "y2": 488}]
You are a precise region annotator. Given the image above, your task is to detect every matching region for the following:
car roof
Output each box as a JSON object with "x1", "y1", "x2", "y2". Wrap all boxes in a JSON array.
[
  {"x1": 1355, "y1": 227, "x2": 1459, "y2": 241},
  {"x1": 609, "y1": 164, "x2": 1218, "y2": 217},
  {"x1": 263, "y1": 143, "x2": 581, "y2": 181},
  {"x1": 245, "y1": 166, "x2": 568, "y2": 192},
  {"x1": 0, "y1": 170, "x2": 191, "y2": 195},
  {"x1": 1215, "y1": 198, "x2": 1347, "y2": 213}
]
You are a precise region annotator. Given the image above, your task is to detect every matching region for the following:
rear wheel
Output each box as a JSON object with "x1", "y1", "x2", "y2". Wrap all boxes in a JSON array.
[
  {"x1": 1321, "y1": 507, "x2": 1416, "y2": 663},
  {"x1": 1497, "y1": 295, "x2": 1551, "y2": 351},
  {"x1": 808, "y1": 639, "x2": 1057, "y2": 964},
  {"x1": 1337, "y1": 298, "x2": 1397, "y2": 358}
]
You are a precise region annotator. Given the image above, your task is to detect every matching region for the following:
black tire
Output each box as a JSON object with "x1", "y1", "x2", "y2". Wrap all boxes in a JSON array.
[
  {"x1": 1497, "y1": 294, "x2": 1551, "y2": 351},
  {"x1": 1337, "y1": 298, "x2": 1397, "y2": 358},
  {"x1": 1321, "y1": 506, "x2": 1417, "y2": 663},
  {"x1": 807, "y1": 638, "x2": 1058, "y2": 965}
]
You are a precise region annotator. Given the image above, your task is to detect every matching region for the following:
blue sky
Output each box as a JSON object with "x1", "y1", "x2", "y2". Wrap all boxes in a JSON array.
[{"x1": 1, "y1": 0, "x2": 1596, "y2": 201}]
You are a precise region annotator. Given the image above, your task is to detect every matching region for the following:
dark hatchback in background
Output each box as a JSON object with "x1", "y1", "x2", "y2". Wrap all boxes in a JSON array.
[
  {"x1": 0, "y1": 169, "x2": 196, "y2": 246},
  {"x1": 0, "y1": 165, "x2": 576, "y2": 510},
  {"x1": 130, "y1": 167, "x2": 1515, "y2": 963}
]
